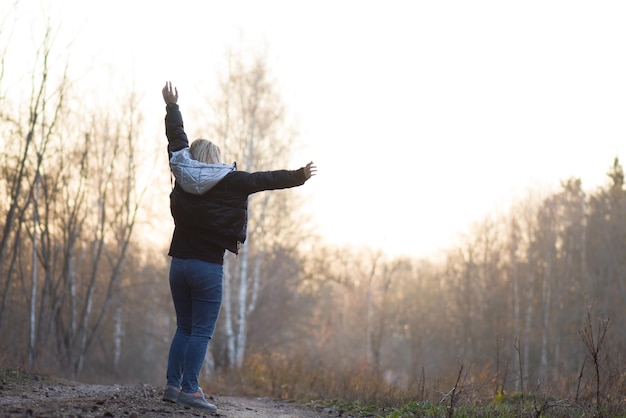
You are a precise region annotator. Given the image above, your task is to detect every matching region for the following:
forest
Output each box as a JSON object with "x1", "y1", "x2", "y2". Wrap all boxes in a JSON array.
[{"x1": 1, "y1": 9, "x2": 624, "y2": 417}]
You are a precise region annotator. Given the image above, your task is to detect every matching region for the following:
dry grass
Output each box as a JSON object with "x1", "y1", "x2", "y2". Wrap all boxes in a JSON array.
[{"x1": 206, "y1": 350, "x2": 626, "y2": 418}]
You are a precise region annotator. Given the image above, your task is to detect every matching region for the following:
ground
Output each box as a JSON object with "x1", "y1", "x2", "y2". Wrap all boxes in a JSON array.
[{"x1": 0, "y1": 371, "x2": 338, "y2": 418}]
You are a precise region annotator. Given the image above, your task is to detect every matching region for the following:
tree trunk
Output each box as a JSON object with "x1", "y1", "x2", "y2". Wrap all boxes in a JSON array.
[
  {"x1": 540, "y1": 271, "x2": 551, "y2": 378},
  {"x1": 522, "y1": 270, "x2": 534, "y2": 388},
  {"x1": 29, "y1": 177, "x2": 39, "y2": 368},
  {"x1": 223, "y1": 255, "x2": 236, "y2": 368},
  {"x1": 113, "y1": 299, "x2": 122, "y2": 372},
  {"x1": 235, "y1": 239, "x2": 249, "y2": 369}
]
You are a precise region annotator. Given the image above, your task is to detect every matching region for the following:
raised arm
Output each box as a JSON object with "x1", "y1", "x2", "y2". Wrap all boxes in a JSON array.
[
  {"x1": 162, "y1": 81, "x2": 188, "y2": 154},
  {"x1": 162, "y1": 81, "x2": 235, "y2": 194}
]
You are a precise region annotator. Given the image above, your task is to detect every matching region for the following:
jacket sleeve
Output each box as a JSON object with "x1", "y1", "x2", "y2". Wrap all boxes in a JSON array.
[
  {"x1": 165, "y1": 103, "x2": 189, "y2": 155},
  {"x1": 226, "y1": 169, "x2": 308, "y2": 195}
]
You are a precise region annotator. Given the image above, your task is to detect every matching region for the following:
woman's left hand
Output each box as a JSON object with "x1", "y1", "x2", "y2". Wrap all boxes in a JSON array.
[{"x1": 162, "y1": 81, "x2": 178, "y2": 104}]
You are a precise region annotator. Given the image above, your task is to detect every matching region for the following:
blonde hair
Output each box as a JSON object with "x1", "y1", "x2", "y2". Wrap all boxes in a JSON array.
[{"x1": 190, "y1": 139, "x2": 222, "y2": 164}]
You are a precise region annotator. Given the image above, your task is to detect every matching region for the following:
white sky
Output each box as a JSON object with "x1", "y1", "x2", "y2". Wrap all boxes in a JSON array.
[{"x1": 7, "y1": 0, "x2": 626, "y2": 258}]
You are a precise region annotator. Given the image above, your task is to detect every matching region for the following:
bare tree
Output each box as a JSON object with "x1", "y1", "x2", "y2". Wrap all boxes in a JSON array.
[
  {"x1": 0, "y1": 18, "x2": 69, "y2": 345},
  {"x1": 0, "y1": 18, "x2": 147, "y2": 374},
  {"x1": 367, "y1": 256, "x2": 403, "y2": 374},
  {"x1": 207, "y1": 47, "x2": 302, "y2": 369},
  {"x1": 68, "y1": 92, "x2": 146, "y2": 376},
  {"x1": 579, "y1": 301, "x2": 610, "y2": 414}
]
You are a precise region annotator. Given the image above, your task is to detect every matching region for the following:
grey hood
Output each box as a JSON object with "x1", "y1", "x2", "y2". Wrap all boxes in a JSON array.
[{"x1": 169, "y1": 148, "x2": 235, "y2": 195}]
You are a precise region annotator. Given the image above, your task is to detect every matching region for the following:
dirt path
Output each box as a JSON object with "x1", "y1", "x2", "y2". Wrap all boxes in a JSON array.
[{"x1": 0, "y1": 371, "x2": 336, "y2": 417}]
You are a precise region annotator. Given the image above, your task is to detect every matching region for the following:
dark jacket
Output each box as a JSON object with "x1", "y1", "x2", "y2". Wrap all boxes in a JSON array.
[{"x1": 165, "y1": 103, "x2": 308, "y2": 263}]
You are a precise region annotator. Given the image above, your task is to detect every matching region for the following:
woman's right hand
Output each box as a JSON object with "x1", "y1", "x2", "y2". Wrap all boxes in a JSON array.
[{"x1": 162, "y1": 81, "x2": 178, "y2": 104}]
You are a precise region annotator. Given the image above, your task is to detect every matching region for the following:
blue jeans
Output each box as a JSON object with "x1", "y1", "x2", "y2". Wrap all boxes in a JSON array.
[{"x1": 166, "y1": 258, "x2": 223, "y2": 393}]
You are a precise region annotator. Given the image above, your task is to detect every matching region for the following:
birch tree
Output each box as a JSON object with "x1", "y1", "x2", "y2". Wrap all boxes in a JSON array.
[{"x1": 208, "y1": 48, "x2": 300, "y2": 368}]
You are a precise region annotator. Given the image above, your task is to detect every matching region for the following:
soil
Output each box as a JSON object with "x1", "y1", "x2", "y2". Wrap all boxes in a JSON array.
[{"x1": 0, "y1": 371, "x2": 339, "y2": 418}]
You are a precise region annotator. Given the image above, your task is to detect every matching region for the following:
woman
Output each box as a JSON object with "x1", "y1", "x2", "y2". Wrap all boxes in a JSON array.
[{"x1": 161, "y1": 81, "x2": 316, "y2": 411}]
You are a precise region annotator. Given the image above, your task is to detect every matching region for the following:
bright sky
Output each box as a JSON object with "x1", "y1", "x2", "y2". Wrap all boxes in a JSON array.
[{"x1": 8, "y1": 0, "x2": 626, "y2": 258}]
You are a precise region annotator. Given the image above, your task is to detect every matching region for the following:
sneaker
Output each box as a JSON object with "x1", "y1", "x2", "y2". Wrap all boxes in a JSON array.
[
  {"x1": 162, "y1": 385, "x2": 180, "y2": 403},
  {"x1": 177, "y1": 388, "x2": 217, "y2": 412}
]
